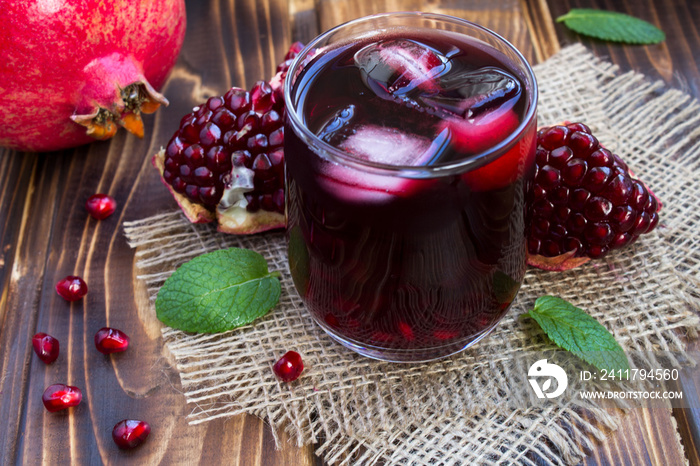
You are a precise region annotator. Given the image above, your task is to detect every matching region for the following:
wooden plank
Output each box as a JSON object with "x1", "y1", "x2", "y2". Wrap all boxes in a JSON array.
[
  {"x1": 311, "y1": 0, "x2": 539, "y2": 65},
  {"x1": 522, "y1": 0, "x2": 561, "y2": 62},
  {"x1": 672, "y1": 340, "x2": 700, "y2": 466},
  {"x1": 0, "y1": 152, "x2": 34, "y2": 464},
  {"x1": 544, "y1": 0, "x2": 700, "y2": 90},
  {"x1": 581, "y1": 408, "x2": 687, "y2": 466}
]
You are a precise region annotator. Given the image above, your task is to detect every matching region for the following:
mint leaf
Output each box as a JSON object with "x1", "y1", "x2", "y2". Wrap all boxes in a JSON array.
[
  {"x1": 557, "y1": 9, "x2": 665, "y2": 45},
  {"x1": 524, "y1": 296, "x2": 630, "y2": 373},
  {"x1": 155, "y1": 248, "x2": 281, "y2": 333}
]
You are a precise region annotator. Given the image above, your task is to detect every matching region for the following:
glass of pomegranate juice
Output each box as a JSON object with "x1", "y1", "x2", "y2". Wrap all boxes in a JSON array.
[{"x1": 284, "y1": 12, "x2": 538, "y2": 362}]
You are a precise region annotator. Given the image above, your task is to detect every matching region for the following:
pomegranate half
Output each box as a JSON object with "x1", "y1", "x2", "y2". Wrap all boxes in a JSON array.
[{"x1": 0, "y1": 0, "x2": 186, "y2": 152}]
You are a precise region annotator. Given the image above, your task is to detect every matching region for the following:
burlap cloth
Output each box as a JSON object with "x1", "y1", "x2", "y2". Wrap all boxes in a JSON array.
[{"x1": 124, "y1": 44, "x2": 700, "y2": 465}]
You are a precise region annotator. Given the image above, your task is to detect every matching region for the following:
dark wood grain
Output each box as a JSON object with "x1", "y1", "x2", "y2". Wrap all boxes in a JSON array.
[
  {"x1": 673, "y1": 340, "x2": 700, "y2": 466},
  {"x1": 0, "y1": 0, "x2": 698, "y2": 464}
]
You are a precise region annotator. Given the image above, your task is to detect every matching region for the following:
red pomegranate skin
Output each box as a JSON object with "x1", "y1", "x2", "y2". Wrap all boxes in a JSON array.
[{"x1": 0, "y1": 0, "x2": 187, "y2": 152}]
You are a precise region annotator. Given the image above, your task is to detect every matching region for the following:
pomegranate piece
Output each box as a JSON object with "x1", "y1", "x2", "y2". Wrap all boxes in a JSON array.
[
  {"x1": 152, "y1": 42, "x2": 304, "y2": 234},
  {"x1": 273, "y1": 351, "x2": 304, "y2": 382},
  {"x1": 55, "y1": 275, "x2": 88, "y2": 301},
  {"x1": 112, "y1": 419, "x2": 151, "y2": 450},
  {"x1": 94, "y1": 327, "x2": 130, "y2": 354},
  {"x1": 158, "y1": 82, "x2": 285, "y2": 213},
  {"x1": 528, "y1": 122, "x2": 662, "y2": 270},
  {"x1": 32, "y1": 332, "x2": 60, "y2": 364},
  {"x1": 86, "y1": 194, "x2": 117, "y2": 220},
  {"x1": 42, "y1": 384, "x2": 82, "y2": 412}
]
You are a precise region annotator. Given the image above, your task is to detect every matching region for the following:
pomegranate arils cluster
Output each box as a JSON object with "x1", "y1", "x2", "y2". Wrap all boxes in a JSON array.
[
  {"x1": 155, "y1": 42, "x2": 303, "y2": 234},
  {"x1": 528, "y1": 122, "x2": 661, "y2": 269},
  {"x1": 162, "y1": 80, "x2": 285, "y2": 209}
]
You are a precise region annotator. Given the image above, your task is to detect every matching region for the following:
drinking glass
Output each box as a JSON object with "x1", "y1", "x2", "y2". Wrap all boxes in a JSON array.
[{"x1": 284, "y1": 12, "x2": 538, "y2": 362}]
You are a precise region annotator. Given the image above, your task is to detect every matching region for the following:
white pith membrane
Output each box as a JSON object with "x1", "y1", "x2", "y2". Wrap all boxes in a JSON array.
[{"x1": 217, "y1": 164, "x2": 256, "y2": 225}]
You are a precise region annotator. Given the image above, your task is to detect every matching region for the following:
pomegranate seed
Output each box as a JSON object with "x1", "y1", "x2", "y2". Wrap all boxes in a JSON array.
[
  {"x1": 589, "y1": 148, "x2": 614, "y2": 167},
  {"x1": 433, "y1": 329, "x2": 459, "y2": 340},
  {"x1": 536, "y1": 165, "x2": 560, "y2": 187},
  {"x1": 548, "y1": 146, "x2": 573, "y2": 167},
  {"x1": 94, "y1": 327, "x2": 130, "y2": 354},
  {"x1": 583, "y1": 166, "x2": 612, "y2": 193},
  {"x1": 32, "y1": 332, "x2": 59, "y2": 364},
  {"x1": 554, "y1": 206, "x2": 571, "y2": 222},
  {"x1": 568, "y1": 131, "x2": 598, "y2": 156},
  {"x1": 533, "y1": 218, "x2": 550, "y2": 236},
  {"x1": 285, "y1": 41, "x2": 305, "y2": 60},
  {"x1": 273, "y1": 351, "x2": 304, "y2": 382},
  {"x1": 112, "y1": 419, "x2": 151, "y2": 450},
  {"x1": 528, "y1": 237, "x2": 541, "y2": 254},
  {"x1": 86, "y1": 194, "x2": 117, "y2": 220},
  {"x1": 583, "y1": 196, "x2": 613, "y2": 221},
  {"x1": 610, "y1": 205, "x2": 637, "y2": 232},
  {"x1": 542, "y1": 240, "x2": 561, "y2": 256},
  {"x1": 398, "y1": 321, "x2": 415, "y2": 341},
  {"x1": 206, "y1": 96, "x2": 224, "y2": 111},
  {"x1": 324, "y1": 313, "x2": 339, "y2": 328},
  {"x1": 42, "y1": 383, "x2": 82, "y2": 412},
  {"x1": 55, "y1": 275, "x2": 88, "y2": 301},
  {"x1": 539, "y1": 125, "x2": 570, "y2": 150},
  {"x1": 562, "y1": 159, "x2": 587, "y2": 186},
  {"x1": 567, "y1": 122, "x2": 590, "y2": 133},
  {"x1": 199, "y1": 122, "x2": 221, "y2": 147}
]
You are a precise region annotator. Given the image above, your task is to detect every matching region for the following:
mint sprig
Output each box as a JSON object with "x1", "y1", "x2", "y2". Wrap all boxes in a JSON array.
[
  {"x1": 155, "y1": 248, "x2": 281, "y2": 333},
  {"x1": 524, "y1": 296, "x2": 630, "y2": 373},
  {"x1": 557, "y1": 9, "x2": 665, "y2": 45}
]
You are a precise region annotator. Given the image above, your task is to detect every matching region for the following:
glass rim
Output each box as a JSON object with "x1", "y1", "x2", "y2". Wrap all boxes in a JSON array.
[{"x1": 284, "y1": 11, "x2": 538, "y2": 177}]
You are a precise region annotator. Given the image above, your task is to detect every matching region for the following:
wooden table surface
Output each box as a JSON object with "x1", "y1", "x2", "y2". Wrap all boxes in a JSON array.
[{"x1": 1, "y1": 0, "x2": 699, "y2": 464}]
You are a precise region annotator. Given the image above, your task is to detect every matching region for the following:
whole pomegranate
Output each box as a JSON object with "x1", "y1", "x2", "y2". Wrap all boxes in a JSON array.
[{"x1": 0, "y1": 0, "x2": 186, "y2": 152}]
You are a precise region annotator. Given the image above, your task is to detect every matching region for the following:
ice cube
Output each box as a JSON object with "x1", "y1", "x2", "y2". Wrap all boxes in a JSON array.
[
  {"x1": 354, "y1": 39, "x2": 449, "y2": 98},
  {"x1": 421, "y1": 67, "x2": 521, "y2": 119},
  {"x1": 441, "y1": 106, "x2": 519, "y2": 155},
  {"x1": 318, "y1": 125, "x2": 436, "y2": 203},
  {"x1": 339, "y1": 124, "x2": 433, "y2": 166},
  {"x1": 315, "y1": 105, "x2": 358, "y2": 146}
]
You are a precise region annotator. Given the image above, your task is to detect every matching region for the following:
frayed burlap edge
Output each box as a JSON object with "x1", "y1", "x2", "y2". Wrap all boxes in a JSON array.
[{"x1": 124, "y1": 44, "x2": 700, "y2": 465}]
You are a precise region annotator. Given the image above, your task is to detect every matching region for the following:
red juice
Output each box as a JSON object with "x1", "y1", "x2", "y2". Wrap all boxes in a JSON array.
[{"x1": 284, "y1": 14, "x2": 537, "y2": 362}]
